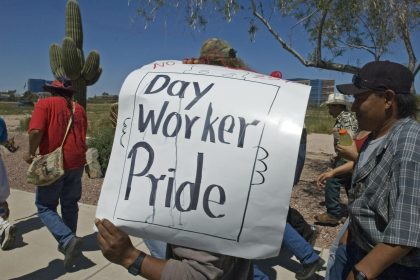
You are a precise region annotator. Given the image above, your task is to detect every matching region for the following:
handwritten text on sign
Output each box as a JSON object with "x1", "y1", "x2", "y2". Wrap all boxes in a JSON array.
[{"x1": 96, "y1": 61, "x2": 310, "y2": 259}]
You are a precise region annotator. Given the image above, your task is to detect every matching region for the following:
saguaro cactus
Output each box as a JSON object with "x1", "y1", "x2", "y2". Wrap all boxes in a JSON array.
[{"x1": 49, "y1": 0, "x2": 102, "y2": 109}]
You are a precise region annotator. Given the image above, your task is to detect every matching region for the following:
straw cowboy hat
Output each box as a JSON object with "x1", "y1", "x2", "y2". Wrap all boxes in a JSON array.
[{"x1": 322, "y1": 93, "x2": 352, "y2": 107}]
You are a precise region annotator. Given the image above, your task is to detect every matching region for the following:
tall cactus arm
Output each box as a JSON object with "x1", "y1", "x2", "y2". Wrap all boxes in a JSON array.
[
  {"x1": 82, "y1": 51, "x2": 100, "y2": 81},
  {"x1": 65, "y1": 0, "x2": 83, "y2": 49},
  {"x1": 49, "y1": 0, "x2": 101, "y2": 109},
  {"x1": 49, "y1": 44, "x2": 66, "y2": 79},
  {"x1": 62, "y1": 37, "x2": 83, "y2": 80},
  {"x1": 86, "y1": 67, "x2": 102, "y2": 86},
  {"x1": 77, "y1": 48, "x2": 85, "y2": 67}
]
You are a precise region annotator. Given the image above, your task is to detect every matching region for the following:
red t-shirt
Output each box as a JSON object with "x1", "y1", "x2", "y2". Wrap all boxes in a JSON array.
[
  {"x1": 355, "y1": 134, "x2": 369, "y2": 152},
  {"x1": 29, "y1": 97, "x2": 87, "y2": 170}
]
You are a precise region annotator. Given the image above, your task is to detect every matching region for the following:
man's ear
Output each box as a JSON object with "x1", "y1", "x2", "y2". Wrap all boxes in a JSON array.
[{"x1": 383, "y1": 89, "x2": 396, "y2": 109}]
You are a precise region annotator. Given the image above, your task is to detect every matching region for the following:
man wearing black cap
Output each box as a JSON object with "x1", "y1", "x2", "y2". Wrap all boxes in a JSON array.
[{"x1": 330, "y1": 61, "x2": 420, "y2": 279}]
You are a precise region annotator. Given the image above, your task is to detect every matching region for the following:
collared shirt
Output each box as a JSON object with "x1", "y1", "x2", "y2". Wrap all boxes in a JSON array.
[
  {"x1": 348, "y1": 118, "x2": 420, "y2": 267},
  {"x1": 334, "y1": 110, "x2": 358, "y2": 139}
]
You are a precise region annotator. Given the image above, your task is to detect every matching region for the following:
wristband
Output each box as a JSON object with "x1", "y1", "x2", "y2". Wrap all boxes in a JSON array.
[
  {"x1": 353, "y1": 266, "x2": 368, "y2": 280},
  {"x1": 127, "y1": 251, "x2": 146, "y2": 276}
]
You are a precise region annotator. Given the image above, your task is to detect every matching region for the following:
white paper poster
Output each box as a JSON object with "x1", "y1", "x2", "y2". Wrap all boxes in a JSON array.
[{"x1": 96, "y1": 60, "x2": 310, "y2": 259}]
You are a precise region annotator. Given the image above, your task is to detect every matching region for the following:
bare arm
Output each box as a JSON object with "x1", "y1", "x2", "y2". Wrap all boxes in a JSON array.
[
  {"x1": 330, "y1": 161, "x2": 354, "y2": 176},
  {"x1": 336, "y1": 143, "x2": 358, "y2": 161},
  {"x1": 24, "y1": 129, "x2": 44, "y2": 163},
  {"x1": 95, "y1": 218, "x2": 166, "y2": 280},
  {"x1": 317, "y1": 161, "x2": 354, "y2": 187},
  {"x1": 346, "y1": 243, "x2": 412, "y2": 280}
]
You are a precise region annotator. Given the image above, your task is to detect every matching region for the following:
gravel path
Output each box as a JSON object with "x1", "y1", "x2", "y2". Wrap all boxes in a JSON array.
[{"x1": 2, "y1": 114, "x2": 345, "y2": 249}]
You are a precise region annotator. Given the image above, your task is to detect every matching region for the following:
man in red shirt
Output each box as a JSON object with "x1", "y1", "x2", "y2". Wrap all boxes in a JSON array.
[{"x1": 25, "y1": 79, "x2": 87, "y2": 270}]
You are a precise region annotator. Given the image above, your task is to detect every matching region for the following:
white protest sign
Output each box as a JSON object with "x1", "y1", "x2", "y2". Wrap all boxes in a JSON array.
[{"x1": 96, "y1": 60, "x2": 310, "y2": 259}]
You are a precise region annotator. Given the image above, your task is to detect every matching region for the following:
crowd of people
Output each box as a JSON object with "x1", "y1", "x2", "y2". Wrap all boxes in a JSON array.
[{"x1": 0, "y1": 38, "x2": 419, "y2": 280}]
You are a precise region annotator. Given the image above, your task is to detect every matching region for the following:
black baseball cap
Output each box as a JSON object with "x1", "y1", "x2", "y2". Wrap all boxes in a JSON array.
[{"x1": 336, "y1": 61, "x2": 413, "y2": 95}]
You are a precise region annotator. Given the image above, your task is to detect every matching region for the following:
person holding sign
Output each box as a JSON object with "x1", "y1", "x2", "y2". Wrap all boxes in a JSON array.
[
  {"x1": 97, "y1": 38, "x2": 254, "y2": 279},
  {"x1": 96, "y1": 38, "x2": 318, "y2": 280}
]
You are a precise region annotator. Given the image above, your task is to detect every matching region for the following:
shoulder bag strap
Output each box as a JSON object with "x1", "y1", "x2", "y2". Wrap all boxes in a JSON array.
[{"x1": 59, "y1": 102, "x2": 76, "y2": 148}]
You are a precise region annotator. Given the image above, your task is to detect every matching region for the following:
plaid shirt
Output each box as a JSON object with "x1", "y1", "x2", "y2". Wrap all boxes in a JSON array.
[{"x1": 348, "y1": 118, "x2": 420, "y2": 267}]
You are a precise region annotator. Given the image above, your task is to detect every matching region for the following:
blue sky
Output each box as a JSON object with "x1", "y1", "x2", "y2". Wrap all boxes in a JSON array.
[{"x1": 1, "y1": 0, "x2": 419, "y2": 96}]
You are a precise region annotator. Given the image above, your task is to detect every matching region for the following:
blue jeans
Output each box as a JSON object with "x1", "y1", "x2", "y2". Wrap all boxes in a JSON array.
[
  {"x1": 331, "y1": 241, "x2": 420, "y2": 280},
  {"x1": 253, "y1": 223, "x2": 319, "y2": 279},
  {"x1": 325, "y1": 160, "x2": 351, "y2": 217},
  {"x1": 282, "y1": 223, "x2": 319, "y2": 265},
  {"x1": 143, "y1": 239, "x2": 167, "y2": 259},
  {"x1": 253, "y1": 264, "x2": 270, "y2": 280},
  {"x1": 35, "y1": 168, "x2": 83, "y2": 249},
  {"x1": 325, "y1": 219, "x2": 349, "y2": 280},
  {"x1": 329, "y1": 244, "x2": 349, "y2": 280}
]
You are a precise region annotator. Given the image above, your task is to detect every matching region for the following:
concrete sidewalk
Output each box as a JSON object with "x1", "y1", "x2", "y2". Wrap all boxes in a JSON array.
[{"x1": 0, "y1": 189, "x2": 328, "y2": 280}]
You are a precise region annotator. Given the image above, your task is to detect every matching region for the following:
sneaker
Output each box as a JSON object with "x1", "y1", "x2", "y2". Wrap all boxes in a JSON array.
[
  {"x1": 1, "y1": 223, "x2": 16, "y2": 250},
  {"x1": 295, "y1": 258, "x2": 325, "y2": 280},
  {"x1": 315, "y1": 212, "x2": 340, "y2": 226},
  {"x1": 62, "y1": 236, "x2": 83, "y2": 270}
]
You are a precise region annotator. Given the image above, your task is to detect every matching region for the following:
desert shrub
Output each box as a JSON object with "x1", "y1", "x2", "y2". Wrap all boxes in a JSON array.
[
  {"x1": 305, "y1": 106, "x2": 335, "y2": 134},
  {"x1": 0, "y1": 102, "x2": 33, "y2": 115},
  {"x1": 87, "y1": 117, "x2": 115, "y2": 175},
  {"x1": 19, "y1": 115, "x2": 31, "y2": 131},
  {"x1": 85, "y1": 103, "x2": 115, "y2": 174}
]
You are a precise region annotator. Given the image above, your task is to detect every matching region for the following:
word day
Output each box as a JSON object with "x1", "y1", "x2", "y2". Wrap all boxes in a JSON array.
[{"x1": 139, "y1": 74, "x2": 261, "y2": 148}]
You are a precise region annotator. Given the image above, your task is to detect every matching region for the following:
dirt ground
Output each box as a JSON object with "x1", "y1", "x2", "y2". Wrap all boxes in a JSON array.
[{"x1": 1, "y1": 114, "x2": 347, "y2": 249}]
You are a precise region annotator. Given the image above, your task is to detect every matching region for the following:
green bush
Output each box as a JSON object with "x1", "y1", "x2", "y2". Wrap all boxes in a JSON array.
[
  {"x1": 0, "y1": 102, "x2": 33, "y2": 115},
  {"x1": 305, "y1": 106, "x2": 335, "y2": 134},
  {"x1": 87, "y1": 118, "x2": 115, "y2": 175},
  {"x1": 19, "y1": 115, "x2": 32, "y2": 132}
]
